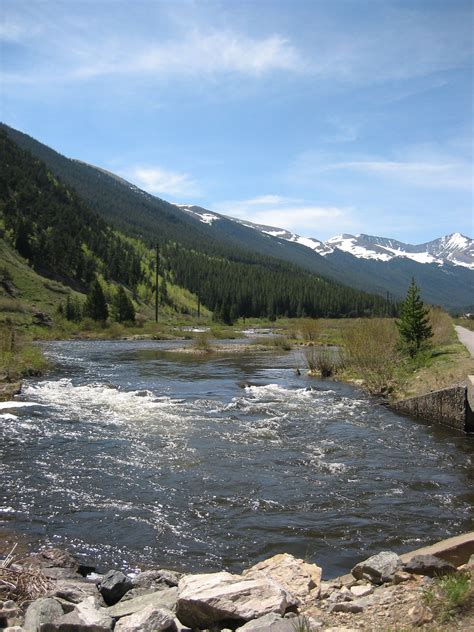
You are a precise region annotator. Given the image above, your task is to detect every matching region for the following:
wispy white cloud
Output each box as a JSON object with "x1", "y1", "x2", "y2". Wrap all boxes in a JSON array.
[
  {"x1": 215, "y1": 196, "x2": 352, "y2": 235},
  {"x1": 74, "y1": 31, "x2": 303, "y2": 79},
  {"x1": 327, "y1": 159, "x2": 472, "y2": 190},
  {"x1": 2, "y1": 2, "x2": 470, "y2": 88},
  {"x1": 125, "y1": 166, "x2": 201, "y2": 197},
  {"x1": 291, "y1": 144, "x2": 473, "y2": 192}
]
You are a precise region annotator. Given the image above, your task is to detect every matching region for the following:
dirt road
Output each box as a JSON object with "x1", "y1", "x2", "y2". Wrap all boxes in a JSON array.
[{"x1": 455, "y1": 325, "x2": 474, "y2": 357}]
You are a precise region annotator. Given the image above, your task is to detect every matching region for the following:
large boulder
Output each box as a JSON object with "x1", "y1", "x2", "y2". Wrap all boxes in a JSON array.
[
  {"x1": 175, "y1": 571, "x2": 295, "y2": 629},
  {"x1": 105, "y1": 588, "x2": 178, "y2": 618},
  {"x1": 244, "y1": 553, "x2": 322, "y2": 601},
  {"x1": 48, "y1": 580, "x2": 102, "y2": 604},
  {"x1": 351, "y1": 551, "x2": 402, "y2": 584},
  {"x1": 41, "y1": 596, "x2": 113, "y2": 631},
  {"x1": 23, "y1": 548, "x2": 94, "y2": 578},
  {"x1": 23, "y1": 598, "x2": 63, "y2": 632},
  {"x1": 98, "y1": 570, "x2": 133, "y2": 605},
  {"x1": 403, "y1": 554, "x2": 458, "y2": 578},
  {"x1": 114, "y1": 605, "x2": 176, "y2": 632}
]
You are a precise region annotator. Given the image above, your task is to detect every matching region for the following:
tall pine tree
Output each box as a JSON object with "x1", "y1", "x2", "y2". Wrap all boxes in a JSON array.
[
  {"x1": 113, "y1": 285, "x2": 135, "y2": 323},
  {"x1": 84, "y1": 280, "x2": 109, "y2": 322},
  {"x1": 396, "y1": 278, "x2": 432, "y2": 357}
]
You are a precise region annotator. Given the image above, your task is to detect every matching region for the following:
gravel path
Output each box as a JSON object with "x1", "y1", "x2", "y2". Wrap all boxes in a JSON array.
[{"x1": 455, "y1": 325, "x2": 474, "y2": 357}]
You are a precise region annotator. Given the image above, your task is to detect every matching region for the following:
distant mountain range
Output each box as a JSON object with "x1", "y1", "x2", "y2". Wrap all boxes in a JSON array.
[
  {"x1": 175, "y1": 204, "x2": 474, "y2": 311},
  {"x1": 179, "y1": 205, "x2": 473, "y2": 270},
  {"x1": 2, "y1": 122, "x2": 472, "y2": 312}
]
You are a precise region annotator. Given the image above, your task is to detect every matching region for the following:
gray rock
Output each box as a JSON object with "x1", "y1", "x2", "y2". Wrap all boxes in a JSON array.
[
  {"x1": 351, "y1": 551, "x2": 402, "y2": 584},
  {"x1": 237, "y1": 613, "x2": 284, "y2": 630},
  {"x1": 99, "y1": 570, "x2": 133, "y2": 606},
  {"x1": 328, "y1": 601, "x2": 364, "y2": 614},
  {"x1": 104, "y1": 588, "x2": 178, "y2": 618},
  {"x1": 327, "y1": 587, "x2": 353, "y2": 603},
  {"x1": 48, "y1": 580, "x2": 102, "y2": 605},
  {"x1": 133, "y1": 569, "x2": 181, "y2": 589},
  {"x1": 41, "y1": 597, "x2": 113, "y2": 631},
  {"x1": 25, "y1": 549, "x2": 79, "y2": 570},
  {"x1": 23, "y1": 549, "x2": 95, "y2": 578},
  {"x1": 237, "y1": 613, "x2": 320, "y2": 631},
  {"x1": 117, "y1": 588, "x2": 154, "y2": 602},
  {"x1": 23, "y1": 598, "x2": 63, "y2": 632},
  {"x1": 176, "y1": 571, "x2": 295, "y2": 629},
  {"x1": 114, "y1": 605, "x2": 176, "y2": 632},
  {"x1": 403, "y1": 554, "x2": 458, "y2": 578},
  {"x1": 349, "y1": 585, "x2": 373, "y2": 598},
  {"x1": 243, "y1": 553, "x2": 322, "y2": 601}
]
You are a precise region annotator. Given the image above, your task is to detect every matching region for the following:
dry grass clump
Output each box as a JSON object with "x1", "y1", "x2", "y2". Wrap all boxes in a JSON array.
[
  {"x1": 191, "y1": 331, "x2": 214, "y2": 352},
  {"x1": 0, "y1": 566, "x2": 53, "y2": 605},
  {"x1": 305, "y1": 346, "x2": 344, "y2": 377},
  {"x1": 342, "y1": 318, "x2": 400, "y2": 394},
  {"x1": 0, "y1": 547, "x2": 53, "y2": 607}
]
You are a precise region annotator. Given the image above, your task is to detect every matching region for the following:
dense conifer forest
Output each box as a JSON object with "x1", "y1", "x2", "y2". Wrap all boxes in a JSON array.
[
  {"x1": 0, "y1": 129, "x2": 395, "y2": 321},
  {"x1": 0, "y1": 131, "x2": 142, "y2": 290}
]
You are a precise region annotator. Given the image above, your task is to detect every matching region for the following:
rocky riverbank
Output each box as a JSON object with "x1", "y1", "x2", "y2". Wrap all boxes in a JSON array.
[{"x1": 1, "y1": 534, "x2": 473, "y2": 632}]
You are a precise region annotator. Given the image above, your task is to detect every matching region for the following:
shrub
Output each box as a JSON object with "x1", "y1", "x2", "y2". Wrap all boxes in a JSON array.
[
  {"x1": 191, "y1": 331, "x2": 213, "y2": 352},
  {"x1": 304, "y1": 346, "x2": 344, "y2": 377},
  {"x1": 343, "y1": 318, "x2": 400, "y2": 394}
]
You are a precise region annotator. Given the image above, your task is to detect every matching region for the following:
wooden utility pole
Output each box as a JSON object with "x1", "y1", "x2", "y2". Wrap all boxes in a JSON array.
[{"x1": 155, "y1": 244, "x2": 159, "y2": 323}]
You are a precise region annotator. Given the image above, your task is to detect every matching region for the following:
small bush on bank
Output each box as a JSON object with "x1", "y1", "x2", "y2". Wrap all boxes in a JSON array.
[
  {"x1": 342, "y1": 318, "x2": 400, "y2": 394},
  {"x1": 304, "y1": 346, "x2": 344, "y2": 377},
  {"x1": 191, "y1": 331, "x2": 214, "y2": 352}
]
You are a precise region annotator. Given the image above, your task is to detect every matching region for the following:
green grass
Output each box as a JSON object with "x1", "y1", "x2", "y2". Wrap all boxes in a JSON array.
[{"x1": 423, "y1": 571, "x2": 472, "y2": 624}]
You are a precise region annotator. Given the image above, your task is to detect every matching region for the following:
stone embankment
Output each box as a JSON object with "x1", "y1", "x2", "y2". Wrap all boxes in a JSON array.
[
  {"x1": 1, "y1": 534, "x2": 473, "y2": 631},
  {"x1": 393, "y1": 376, "x2": 474, "y2": 432}
]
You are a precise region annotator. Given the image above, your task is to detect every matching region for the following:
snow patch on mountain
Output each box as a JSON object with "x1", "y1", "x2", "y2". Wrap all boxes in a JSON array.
[{"x1": 175, "y1": 204, "x2": 220, "y2": 225}]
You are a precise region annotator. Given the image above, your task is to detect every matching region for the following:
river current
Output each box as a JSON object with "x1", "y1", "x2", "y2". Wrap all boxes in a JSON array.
[{"x1": 1, "y1": 339, "x2": 473, "y2": 577}]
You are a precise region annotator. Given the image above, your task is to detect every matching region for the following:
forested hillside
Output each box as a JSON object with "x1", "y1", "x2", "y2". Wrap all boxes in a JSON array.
[
  {"x1": 0, "y1": 127, "x2": 395, "y2": 321},
  {"x1": 0, "y1": 123, "x2": 351, "y2": 274},
  {"x1": 0, "y1": 131, "x2": 142, "y2": 291}
]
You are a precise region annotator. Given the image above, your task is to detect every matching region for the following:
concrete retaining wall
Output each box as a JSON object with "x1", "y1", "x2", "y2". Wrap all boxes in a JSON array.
[{"x1": 393, "y1": 380, "x2": 474, "y2": 432}]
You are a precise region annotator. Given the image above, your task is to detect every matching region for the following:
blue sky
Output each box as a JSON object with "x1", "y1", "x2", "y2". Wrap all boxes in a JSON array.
[{"x1": 1, "y1": 0, "x2": 472, "y2": 242}]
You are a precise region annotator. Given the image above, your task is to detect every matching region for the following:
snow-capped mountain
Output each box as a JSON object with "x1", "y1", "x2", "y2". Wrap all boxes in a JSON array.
[
  {"x1": 231, "y1": 217, "x2": 474, "y2": 270},
  {"x1": 321, "y1": 233, "x2": 474, "y2": 269}
]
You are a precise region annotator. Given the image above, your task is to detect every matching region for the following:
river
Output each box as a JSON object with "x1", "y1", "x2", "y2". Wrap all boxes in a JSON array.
[{"x1": 1, "y1": 339, "x2": 473, "y2": 577}]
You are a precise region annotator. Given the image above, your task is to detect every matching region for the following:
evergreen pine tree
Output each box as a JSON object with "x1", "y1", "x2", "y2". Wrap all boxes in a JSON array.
[
  {"x1": 396, "y1": 278, "x2": 432, "y2": 357},
  {"x1": 159, "y1": 277, "x2": 169, "y2": 305},
  {"x1": 84, "y1": 279, "x2": 108, "y2": 322},
  {"x1": 113, "y1": 285, "x2": 135, "y2": 323}
]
